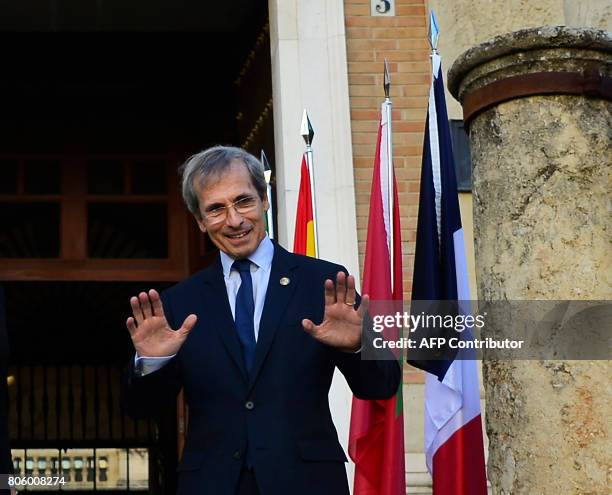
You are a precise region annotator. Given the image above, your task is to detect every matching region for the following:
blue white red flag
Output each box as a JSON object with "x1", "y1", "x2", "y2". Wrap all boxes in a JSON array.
[{"x1": 410, "y1": 50, "x2": 488, "y2": 494}]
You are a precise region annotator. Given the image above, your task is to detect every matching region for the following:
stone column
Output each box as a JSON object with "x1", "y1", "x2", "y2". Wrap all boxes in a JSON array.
[{"x1": 447, "y1": 27, "x2": 611, "y2": 494}]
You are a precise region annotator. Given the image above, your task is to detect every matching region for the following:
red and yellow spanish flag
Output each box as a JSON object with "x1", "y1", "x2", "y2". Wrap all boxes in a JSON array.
[{"x1": 293, "y1": 154, "x2": 316, "y2": 257}]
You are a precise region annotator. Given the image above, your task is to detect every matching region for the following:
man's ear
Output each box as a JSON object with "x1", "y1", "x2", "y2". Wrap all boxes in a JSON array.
[
  {"x1": 263, "y1": 192, "x2": 270, "y2": 212},
  {"x1": 196, "y1": 216, "x2": 207, "y2": 234}
]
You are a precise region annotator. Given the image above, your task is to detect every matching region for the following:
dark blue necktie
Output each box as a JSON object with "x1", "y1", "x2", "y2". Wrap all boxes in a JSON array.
[{"x1": 232, "y1": 259, "x2": 256, "y2": 373}]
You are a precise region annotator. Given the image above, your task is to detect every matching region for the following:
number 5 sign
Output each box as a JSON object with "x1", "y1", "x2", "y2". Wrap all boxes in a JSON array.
[{"x1": 370, "y1": 0, "x2": 395, "y2": 16}]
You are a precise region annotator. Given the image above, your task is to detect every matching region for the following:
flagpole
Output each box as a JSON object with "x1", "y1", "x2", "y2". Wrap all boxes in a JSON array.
[
  {"x1": 383, "y1": 60, "x2": 395, "y2": 292},
  {"x1": 261, "y1": 149, "x2": 274, "y2": 239},
  {"x1": 301, "y1": 109, "x2": 319, "y2": 257},
  {"x1": 428, "y1": 10, "x2": 443, "y2": 252}
]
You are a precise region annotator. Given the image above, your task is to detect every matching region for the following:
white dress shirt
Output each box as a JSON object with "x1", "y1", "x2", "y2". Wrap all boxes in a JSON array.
[{"x1": 135, "y1": 235, "x2": 274, "y2": 376}]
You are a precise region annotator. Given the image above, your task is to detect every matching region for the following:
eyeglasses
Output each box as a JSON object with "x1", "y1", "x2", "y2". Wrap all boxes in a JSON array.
[{"x1": 202, "y1": 196, "x2": 259, "y2": 223}]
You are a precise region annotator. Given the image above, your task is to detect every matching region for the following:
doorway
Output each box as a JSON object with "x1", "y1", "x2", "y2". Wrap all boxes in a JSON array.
[{"x1": 0, "y1": 2, "x2": 274, "y2": 492}]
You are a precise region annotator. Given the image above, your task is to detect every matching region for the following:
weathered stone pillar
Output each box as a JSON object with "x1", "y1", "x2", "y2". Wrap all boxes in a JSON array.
[{"x1": 447, "y1": 27, "x2": 611, "y2": 494}]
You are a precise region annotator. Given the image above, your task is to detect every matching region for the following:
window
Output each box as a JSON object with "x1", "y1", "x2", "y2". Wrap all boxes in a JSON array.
[
  {"x1": 0, "y1": 203, "x2": 60, "y2": 258},
  {"x1": 449, "y1": 120, "x2": 472, "y2": 192},
  {"x1": 11, "y1": 448, "x2": 149, "y2": 491},
  {"x1": 0, "y1": 155, "x2": 190, "y2": 281}
]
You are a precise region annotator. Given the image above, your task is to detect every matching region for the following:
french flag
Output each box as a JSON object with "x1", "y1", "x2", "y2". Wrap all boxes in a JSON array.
[{"x1": 409, "y1": 49, "x2": 488, "y2": 494}]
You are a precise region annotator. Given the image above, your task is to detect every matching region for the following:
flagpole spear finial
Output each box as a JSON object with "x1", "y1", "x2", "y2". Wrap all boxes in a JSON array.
[
  {"x1": 384, "y1": 59, "x2": 391, "y2": 100},
  {"x1": 261, "y1": 149, "x2": 272, "y2": 182},
  {"x1": 300, "y1": 109, "x2": 319, "y2": 256},
  {"x1": 301, "y1": 109, "x2": 315, "y2": 147},
  {"x1": 261, "y1": 149, "x2": 275, "y2": 239},
  {"x1": 428, "y1": 10, "x2": 440, "y2": 53}
]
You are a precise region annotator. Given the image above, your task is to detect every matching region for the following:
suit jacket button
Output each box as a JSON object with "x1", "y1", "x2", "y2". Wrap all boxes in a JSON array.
[
  {"x1": 233, "y1": 450, "x2": 243, "y2": 460},
  {"x1": 245, "y1": 401, "x2": 255, "y2": 410}
]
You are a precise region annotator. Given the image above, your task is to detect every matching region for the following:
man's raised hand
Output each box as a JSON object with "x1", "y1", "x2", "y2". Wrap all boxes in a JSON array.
[
  {"x1": 302, "y1": 272, "x2": 368, "y2": 353},
  {"x1": 126, "y1": 289, "x2": 197, "y2": 357}
]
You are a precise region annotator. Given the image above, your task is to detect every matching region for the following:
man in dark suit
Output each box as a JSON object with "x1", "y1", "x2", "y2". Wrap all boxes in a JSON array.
[{"x1": 125, "y1": 146, "x2": 400, "y2": 495}]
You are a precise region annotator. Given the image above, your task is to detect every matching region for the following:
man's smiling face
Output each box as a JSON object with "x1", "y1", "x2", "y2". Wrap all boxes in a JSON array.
[{"x1": 195, "y1": 159, "x2": 269, "y2": 260}]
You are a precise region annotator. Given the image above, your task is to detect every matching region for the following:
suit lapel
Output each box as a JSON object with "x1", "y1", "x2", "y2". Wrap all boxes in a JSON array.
[
  {"x1": 202, "y1": 257, "x2": 249, "y2": 383},
  {"x1": 248, "y1": 244, "x2": 299, "y2": 392}
]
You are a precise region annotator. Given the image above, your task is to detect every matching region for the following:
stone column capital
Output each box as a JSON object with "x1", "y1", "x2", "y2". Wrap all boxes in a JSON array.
[{"x1": 446, "y1": 26, "x2": 612, "y2": 125}]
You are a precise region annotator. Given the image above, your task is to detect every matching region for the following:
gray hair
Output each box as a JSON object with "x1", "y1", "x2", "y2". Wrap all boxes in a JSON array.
[{"x1": 179, "y1": 145, "x2": 267, "y2": 219}]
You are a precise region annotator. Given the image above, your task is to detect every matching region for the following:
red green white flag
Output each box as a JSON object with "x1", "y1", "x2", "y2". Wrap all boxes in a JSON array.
[{"x1": 349, "y1": 104, "x2": 405, "y2": 494}]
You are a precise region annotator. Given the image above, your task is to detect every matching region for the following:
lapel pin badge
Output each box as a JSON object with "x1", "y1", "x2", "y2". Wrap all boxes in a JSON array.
[{"x1": 280, "y1": 277, "x2": 290, "y2": 286}]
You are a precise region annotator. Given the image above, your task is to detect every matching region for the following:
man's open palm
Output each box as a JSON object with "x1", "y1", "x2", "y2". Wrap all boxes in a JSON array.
[
  {"x1": 126, "y1": 289, "x2": 197, "y2": 357},
  {"x1": 302, "y1": 272, "x2": 367, "y2": 353}
]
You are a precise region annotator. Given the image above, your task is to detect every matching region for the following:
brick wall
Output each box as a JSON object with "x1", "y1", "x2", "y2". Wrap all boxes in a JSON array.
[{"x1": 344, "y1": 0, "x2": 431, "y2": 383}]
